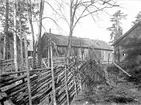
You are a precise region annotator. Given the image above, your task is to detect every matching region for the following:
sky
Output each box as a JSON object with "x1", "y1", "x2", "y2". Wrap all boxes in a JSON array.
[
  {"x1": 32, "y1": 0, "x2": 141, "y2": 43},
  {"x1": 72, "y1": 0, "x2": 141, "y2": 43},
  {"x1": 0, "y1": 0, "x2": 141, "y2": 43}
]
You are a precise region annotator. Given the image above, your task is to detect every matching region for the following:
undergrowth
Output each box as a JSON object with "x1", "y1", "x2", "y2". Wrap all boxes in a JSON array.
[{"x1": 72, "y1": 60, "x2": 141, "y2": 104}]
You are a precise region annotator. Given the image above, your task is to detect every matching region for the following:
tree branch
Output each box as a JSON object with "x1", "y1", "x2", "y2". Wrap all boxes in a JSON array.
[
  {"x1": 42, "y1": 16, "x2": 63, "y2": 32},
  {"x1": 58, "y1": 6, "x2": 70, "y2": 26},
  {"x1": 81, "y1": 6, "x2": 112, "y2": 19},
  {"x1": 44, "y1": 1, "x2": 61, "y2": 17},
  {"x1": 72, "y1": 3, "x2": 93, "y2": 30}
]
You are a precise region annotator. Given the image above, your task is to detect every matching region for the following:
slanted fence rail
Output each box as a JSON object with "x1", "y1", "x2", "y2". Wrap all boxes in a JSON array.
[{"x1": 0, "y1": 57, "x2": 82, "y2": 105}]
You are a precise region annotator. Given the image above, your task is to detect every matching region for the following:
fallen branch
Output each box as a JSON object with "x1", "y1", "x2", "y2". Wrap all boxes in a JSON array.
[{"x1": 113, "y1": 62, "x2": 131, "y2": 77}]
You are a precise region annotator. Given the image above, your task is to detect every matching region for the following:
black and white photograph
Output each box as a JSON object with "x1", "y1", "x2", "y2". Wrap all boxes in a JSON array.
[{"x1": 1, "y1": 0, "x2": 141, "y2": 105}]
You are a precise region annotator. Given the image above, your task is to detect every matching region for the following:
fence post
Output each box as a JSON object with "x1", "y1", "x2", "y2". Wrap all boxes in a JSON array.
[
  {"x1": 74, "y1": 63, "x2": 78, "y2": 96},
  {"x1": 65, "y1": 62, "x2": 70, "y2": 105},
  {"x1": 0, "y1": 60, "x2": 2, "y2": 74},
  {"x1": 49, "y1": 29, "x2": 57, "y2": 105},
  {"x1": 24, "y1": 34, "x2": 32, "y2": 105}
]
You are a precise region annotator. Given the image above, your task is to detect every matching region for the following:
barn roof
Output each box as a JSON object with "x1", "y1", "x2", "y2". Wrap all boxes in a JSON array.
[
  {"x1": 112, "y1": 22, "x2": 141, "y2": 46},
  {"x1": 42, "y1": 33, "x2": 113, "y2": 51}
]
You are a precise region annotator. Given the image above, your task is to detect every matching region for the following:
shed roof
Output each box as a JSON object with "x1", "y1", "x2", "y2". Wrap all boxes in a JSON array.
[
  {"x1": 43, "y1": 33, "x2": 113, "y2": 51},
  {"x1": 112, "y1": 22, "x2": 141, "y2": 46}
]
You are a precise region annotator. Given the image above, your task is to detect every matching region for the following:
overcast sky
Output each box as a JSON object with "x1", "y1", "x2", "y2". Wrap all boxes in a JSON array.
[
  {"x1": 32, "y1": 0, "x2": 141, "y2": 43},
  {"x1": 72, "y1": 0, "x2": 141, "y2": 43}
]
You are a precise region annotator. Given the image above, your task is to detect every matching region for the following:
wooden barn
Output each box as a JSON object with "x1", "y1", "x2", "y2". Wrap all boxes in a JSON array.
[
  {"x1": 41, "y1": 33, "x2": 113, "y2": 64},
  {"x1": 112, "y1": 22, "x2": 141, "y2": 63}
]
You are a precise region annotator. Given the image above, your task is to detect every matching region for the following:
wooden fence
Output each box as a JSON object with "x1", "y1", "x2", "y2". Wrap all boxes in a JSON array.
[
  {"x1": 0, "y1": 56, "x2": 106, "y2": 105},
  {"x1": 0, "y1": 57, "x2": 83, "y2": 105}
]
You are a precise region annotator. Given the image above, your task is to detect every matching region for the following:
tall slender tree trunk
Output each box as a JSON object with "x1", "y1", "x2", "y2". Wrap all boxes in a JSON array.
[
  {"x1": 67, "y1": 0, "x2": 73, "y2": 59},
  {"x1": 65, "y1": 65, "x2": 70, "y2": 105},
  {"x1": 28, "y1": 0, "x2": 36, "y2": 69},
  {"x1": 24, "y1": 33, "x2": 32, "y2": 105},
  {"x1": 14, "y1": 0, "x2": 18, "y2": 72},
  {"x1": 37, "y1": 0, "x2": 44, "y2": 68},
  {"x1": 65, "y1": 2, "x2": 74, "y2": 105},
  {"x1": 25, "y1": 1, "x2": 32, "y2": 104},
  {"x1": 49, "y1": 29, "x2": 57, "y2": 105},
  {"x1": 67, "y1": 30, "x2": 73, "y2": 58},
  {"x1": 19, "y1": 1, "x2": 24, "y2": 71},
  {"x1": 3, "y1": 0, "x2": 9, "y2": 59},
  {"x1": 30, "y1": 22, "x2": 36, "y2": 68}
]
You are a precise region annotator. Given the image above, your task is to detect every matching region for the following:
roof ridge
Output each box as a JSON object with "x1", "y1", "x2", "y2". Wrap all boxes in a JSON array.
[
  {"x1": 112, "y1": 22, "x2": 141, "y2": 46},
  {"x1": 42, "y1": 32, "x2": 112, "y2": 50}
]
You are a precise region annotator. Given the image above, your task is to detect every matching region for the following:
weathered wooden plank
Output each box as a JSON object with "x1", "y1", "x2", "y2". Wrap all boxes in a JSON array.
[
  {"x1": 113, "y1": 62, "x2": 131, "y2": 77},
  {"x1": 0, "y1": 68, "x2": 51, "y2": 76},
  {"x1": 57, "y1": 90, "x2": 66, "y2": 102},
  {"x1": 1, "y1": 74, "x2": 26, "y2": 88},
  {"x1": 5, "y1": 75, "x2": 38, "y2": 94},
  {"x1": 32, "y1": 86, "x2": 52, "y2": 104},
  {"x1": 0, "y1": 56, "x2": 84, "y2": 105},
  {"x1": 49, "y1": 29, "x2": 57, "y2": 105}
]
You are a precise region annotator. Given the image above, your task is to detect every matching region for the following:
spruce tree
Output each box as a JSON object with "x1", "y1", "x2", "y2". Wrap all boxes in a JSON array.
[
  {"x1": 133, "y1": 11, "x2": 141, "y2": 25},
  {"x1": 107, "y1": 10, "x2": 127, "y2": 41}
]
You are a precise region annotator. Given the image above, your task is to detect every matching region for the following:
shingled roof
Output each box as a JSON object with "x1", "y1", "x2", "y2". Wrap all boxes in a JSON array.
[{"x1": 42, "y1": 33, "x2": 112, "y2": 51}]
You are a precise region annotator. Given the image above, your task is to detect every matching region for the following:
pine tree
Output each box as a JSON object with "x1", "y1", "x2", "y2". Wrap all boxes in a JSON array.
[
  {"x1": 133, "y1": 11, "x2": 141, "y2": 25},
  {"x1": 107, "y1": 10, "x2": 127, "y2": 41}
]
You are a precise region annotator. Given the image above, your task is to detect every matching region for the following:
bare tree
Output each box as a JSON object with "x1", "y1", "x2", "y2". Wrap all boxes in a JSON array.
[
  {"x1": 17, "y1": 1, "x2": 24, "y2": 71},
  {"x1": 3, "y1": 0, "x2": 9, "y2": 59},
  {"x1": 52, "y1": 0, "x2": 118, "y2": 58},
  {"x1": 27, "y1": 0, "x2": 36, "y2": 68},
  {"x1": 37, "y1": 0, "x2": 45, "y2": 68},
  {"x1": 13, "y1": 0, "x2": 18, "y2": 72}
]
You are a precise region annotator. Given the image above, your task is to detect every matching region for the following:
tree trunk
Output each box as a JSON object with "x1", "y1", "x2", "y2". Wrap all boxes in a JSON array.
[
  {"x1": 65, "y1": 65, "x2": 70, "y2": 105},
  {"x1": 3, "y1": 0, "x2": 9, "y2": 59},
  {"x1": 67, "y1": 0, "x2": 73, "y2": 59},
  {"x1": 19, "y1": 1, "x2": 24, "y2": 71},
  {"x1": 14, "y1": 0, "x2": 18, "y2": 72},
  {"x1": 67, "y1": 30, "x2": 73, "y2": 58},
  {"x1": 65, "y1": 2, "x2": 74, "y2": 105},
  {"x1": 49, "y1": 29, "x2": 57, "y2": 105},
  {"x1": 37, "y1": 0, "x2": 44, "y2": 68},
  {"x1": 31, "y1": 23, "x2": 36, "y2": 69},
  {"x1": 24, "y1": 33, "x2": 32, "y2": 105},
  {"x1": 28, "y1": 0, "x2": 36, "y2": 69}
]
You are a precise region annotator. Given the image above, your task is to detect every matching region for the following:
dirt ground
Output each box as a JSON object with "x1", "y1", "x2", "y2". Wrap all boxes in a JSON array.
[
  {"x1": 71, "y1": 99, "x2": 140, "y2": 105},
  {"x1": 71, "y1": 83, "x2": 141, "y2": 105}
]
